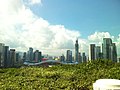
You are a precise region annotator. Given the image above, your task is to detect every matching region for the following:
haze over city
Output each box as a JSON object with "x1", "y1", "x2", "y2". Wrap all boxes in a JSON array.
[{"x1": 0, "y1": 0, "x2": 120, "y2": 56}]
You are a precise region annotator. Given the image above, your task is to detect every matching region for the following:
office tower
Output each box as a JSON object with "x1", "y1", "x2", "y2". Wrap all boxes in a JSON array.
[
  {"x1": 102, "y1": 38, "x2": 117, "y2": 62},
  {"x1": 9, "y1": 49, "x2": 16, "y2": 67},
  {"x1": 66, "y1": 50, "x2": 72, "y2": 63},
  {"x1": 33, "y1": 50, "x2": 42, "y2": 62},
  {"x1": 16, "y1": 53, "x2": 19, "y2": 62},
  {"x1": 78, "y1": 52, "x2": 82, "y2": 63},
  {"x1": 89, "y1": 44, "x2": 96, "y2": 60},
  {"x1": 23, "y1": 52, "x2": 27, "y2": 62},
  {"x1": 0, "y1": 43, "x2": 5, "y2": 67},
  {"x1": 109, "y1": 43, "x2": 117, "y2": 62},
  {"x1": 4, "y1": 46, "x2": 9, "y2": 67},
  {"x1": 95, "y1": 46, "x2": 101, "y2": 60},
  {"x1": 60, "y1": 54, "x2": 65, "y2": 62},
  {"x1": 82, "y1": 52, "x2": 87, "y2": 62},
  {"x1": 75, "y1": 39, "x2": 79, "y2": 62},
  {"x1": 102, "y1": 38, "x2": 112, "y2": 60},
  {"x1": 28, "y1": 47, "x2": 33, "y2": 62}
]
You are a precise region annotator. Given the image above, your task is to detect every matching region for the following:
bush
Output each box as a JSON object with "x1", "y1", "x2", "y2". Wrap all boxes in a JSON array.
[{"x1": 0, "y1": 59, "x2": 120, "y2": 90}]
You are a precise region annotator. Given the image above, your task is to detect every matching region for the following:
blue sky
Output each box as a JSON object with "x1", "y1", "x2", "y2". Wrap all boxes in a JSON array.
[
  {"x1": 30, "y1": 0, "x2": 120, "y2": 38},
  {"x1": 0, "y1": 0, "x2": 120, "y2": 56}
]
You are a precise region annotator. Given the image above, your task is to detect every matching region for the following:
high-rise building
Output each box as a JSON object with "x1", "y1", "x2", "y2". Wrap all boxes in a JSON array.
[
  {"x1": 27, "y1": 47, "x2": 33, "y2": 62},
  {"x1": 102, "y1": 38, "x2": 112, "y2": 60},
  {"x1": 82, "y1": 52, "x2": 87, "y2": 62},
  {"x1": 16, "y1": 53, "x2": 19, "y2": 62},
  {"x1": 66, "y1": 50, "x2": 72, "y2": 63},
  {"x1": 89, "y1": 44, "x2": 96, "y2": 60},
  {"x1": 102, "y1": 38, "x2": 117, "y2": 62},
  {"x1": 33, "y1": 50, "x2": 42, "y2": 62},
  {"x1": 75, "y1": 39, "x2": 79, "y2": 62},
  {"x1": 4, "y1": 46, "x2": 9, "y2": 67},
  {"x1": 95, "y1": 46, "x2": 101, "y2": 60},
  {"x1": 9, "y1": 49, "x2": 16, "y2": 67},
  {"x1": 78, "y1": 52, "x2": 82, "y2": 63},
  {"x1": 60, "y1": 54, "x2": 65, "y2": 62},
  {"x1": 23, "y1": 52, "x2": 27, "y2": 62},
  {"x1": 109, "y1": 43, "x2": 117, "y2": 62},
  {"x1": 0, "y1": 43, "x2": 5, "y2": 67}
]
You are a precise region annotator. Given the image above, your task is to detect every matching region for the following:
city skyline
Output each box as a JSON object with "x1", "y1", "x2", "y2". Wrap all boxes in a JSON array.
[
  {"x1": 0, "y1": 37, "x2": 118, "y2": 68},
  {"x1": 0, "y1": 0, "x2": 120, "y2": 56}
]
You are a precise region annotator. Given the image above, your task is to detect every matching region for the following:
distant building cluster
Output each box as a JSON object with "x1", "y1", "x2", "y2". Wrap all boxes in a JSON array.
[
  {"x1": 0, "y1": 43, "x2": 22, "y2": 68},
  {"x1": 0, "y1": 38, "x2": 118, "y2": 68},
  {"x1": 60, "y1": 38, "x2": 118, "y2": 63},
  {"x1": 60, "y1": 39, "x2": 87, "y2": 63},
  {"x1": 23, "y1": 47, "x2": 42, "y2": 63},
  {"x1": 89, "y1": 38, "x2": 117, "y2": 62}
]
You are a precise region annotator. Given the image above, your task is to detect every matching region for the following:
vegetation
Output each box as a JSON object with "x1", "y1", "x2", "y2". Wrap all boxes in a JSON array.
[{"x1": 0, "y1": 60, "x2": 120, "y2": 90}]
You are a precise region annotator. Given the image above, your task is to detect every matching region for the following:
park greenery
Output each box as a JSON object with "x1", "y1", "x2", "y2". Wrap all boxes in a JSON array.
[{"x1": 0, "y1": 59, "x2": 120, "y2": 90}]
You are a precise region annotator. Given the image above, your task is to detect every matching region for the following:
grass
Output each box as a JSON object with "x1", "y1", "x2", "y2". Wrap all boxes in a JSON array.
[{"x1": 0, "y1": 60, "x2": 120, "y2": 90}]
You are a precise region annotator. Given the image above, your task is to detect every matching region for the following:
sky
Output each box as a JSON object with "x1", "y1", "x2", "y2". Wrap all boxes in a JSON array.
[{"x1": 0, "y1": 0, "x2": 120, "y2": 56}]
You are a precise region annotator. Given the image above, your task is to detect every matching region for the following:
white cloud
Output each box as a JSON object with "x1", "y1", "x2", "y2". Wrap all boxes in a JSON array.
[
  {"x1": 87, "y1": 32, "x2": 120, "y2": 57},
  {"x1": 0, "y1": 0, "x2": 119, "y2": 57},
  {"x1": 0, "y1": 0, "x2": 80, "y2": 56},
  {"x1": 88, "y1": 32, "x2": 115, "y2": 45},
  {"x1": 24, "y1": 0, "x2": 42, "y2": 5}
]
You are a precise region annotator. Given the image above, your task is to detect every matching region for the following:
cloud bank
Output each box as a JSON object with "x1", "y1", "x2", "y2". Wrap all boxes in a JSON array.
[
  {"x1": 0, "y1": 0, "x2": 80, "y2": 55},
  {"x1": 0, "y1": 0, "x2": 119, "y2": 56}
]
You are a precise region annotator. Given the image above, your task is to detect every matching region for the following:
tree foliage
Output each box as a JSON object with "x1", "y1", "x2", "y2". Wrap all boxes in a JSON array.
[{"x1": 0, "y1": 59, "x2": 120, "y2": 90}]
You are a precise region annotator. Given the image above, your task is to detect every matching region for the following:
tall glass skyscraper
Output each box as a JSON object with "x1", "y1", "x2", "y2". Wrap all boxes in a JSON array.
[
  {"x1": 75, "y1": 39, "x2": 79, "y2": 62},
  {"x1": 95, "y1": 46, "x2": 101, "y2": 60},
  {"x1": 0, "y1": 43, "x2": 5, "y2": 67},
  {"x1": 27, "y1": 47, "x2": 33, "y2": 62},
  {"x1": 9, "y1": 49, "x2": 16, "y2": 67},
  {"x1": 66, "y1": 50, "x2": 72, "y2": 63},
  {"x1": 4, "y1": 46, "x2": 9, "y2": 67},
  {"x1": 82, "y1": 52, "x2": 87, "y2": 62},
  {"x1": 102, "y1": 38, "x2": 112, "y2": 60},
  {"x1": 89, "y1": 44, "x2": 96, "y2": 60},
  {"x1": 102, "y1": 38, "x2": 117, "y2": 62}
]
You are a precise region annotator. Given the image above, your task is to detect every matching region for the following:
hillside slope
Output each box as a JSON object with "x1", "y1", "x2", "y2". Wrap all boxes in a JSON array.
[{"x1": 0, "y1": 60, "x2": 120, "y2": 90}]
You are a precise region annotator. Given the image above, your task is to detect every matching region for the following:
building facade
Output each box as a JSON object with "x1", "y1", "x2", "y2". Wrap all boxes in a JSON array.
[
  {"x1": 95, "y1": 46, "x2": 101, "y2": 60},
  {"x1": 78, "y1": 52, "x2": 82, "y2": 63},
  {"x1": 66, "y1": 50, "x2": 72, "y2": 63},
  {"x1": 75, "y1": 39, "x2": 79, "y2": 62},
  {"x1": 33, "y1": 50, "x2": 42, "y2": 62},
  {"x1": 82, "y1": 52, "x2": 87, "y2": 62},
  {"x1": 89, "y1": 44, "x2": 96, "y2": 60},
  {"x1": 27, "y1": 47, "x2": 33, "y2": 62},
  {"x1": 102, "y1": 38, "x2": 117, "y2": 62},
  {"x1": 0, "y1": 43, "x2": 5, "y2": 67},
  {"x1": 4, "y1": 46, "x2": 9, "y2": 67},
  {"x1": 9, "y1": 49, "x2": 16, "y2": 67}
]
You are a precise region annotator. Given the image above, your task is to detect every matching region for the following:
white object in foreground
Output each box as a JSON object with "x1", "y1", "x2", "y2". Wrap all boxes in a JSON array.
[{"x1": 93, "y1": 79, "x2": 120, "y2": 90}]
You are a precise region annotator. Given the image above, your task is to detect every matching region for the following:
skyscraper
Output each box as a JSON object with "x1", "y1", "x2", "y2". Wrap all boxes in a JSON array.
[
  {"x1": 4, "y1": 46, "x2": 9, "y2": 67},
  {"x1": 75, "y1": 39, "x2": 79, "y2": 62},
  {"x1": 0, "y1": 43, "x2": 5, "y2": 67},
  {"x1": 27, "y1": 47, "x2": 33, "y2": 62},
  {"x1": 95, "y1": 46, "x2": 101, "y2": 60},
  {"x1": 9, "y1": 49, "x2": 16, "y2": 67},
  {"x1": 89, "y1": 44, "x2": 96, "y2": 60},
  {"x1": 23, "y1": 52, "x2": 27, "y2": 62},
  {"x1": 66, "y1": 50, "x2": 72, "y2": 63},
  {"x1": 109, "y1": 43, "x2": 117, "y2": 62},
  {"x1": 60, "y1": 54, "x2": 65, "y2": 62},
  {"x1": 102, "y1": 38, "x2": 117, "y2": 62},
  {"x1": 102, "y1": 38, "x2": 112, "y2": 60},
  {"x1": 82, "y1": 52, "x2": 87, "y2": 62},
  {"x1": 78, "y1": 52, "x2": 82, "y2": 63},
  {"x1": 33, "y1": 50, "x2": 42, "y2": 62}
]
